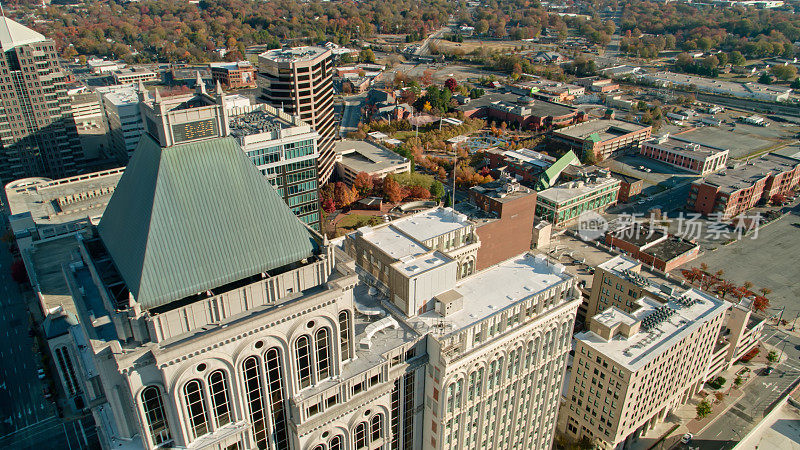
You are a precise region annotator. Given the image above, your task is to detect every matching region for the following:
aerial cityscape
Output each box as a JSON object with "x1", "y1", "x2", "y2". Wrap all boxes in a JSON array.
[{"x1": 0, "y1": 0, "x2": 799, "y2": 449}]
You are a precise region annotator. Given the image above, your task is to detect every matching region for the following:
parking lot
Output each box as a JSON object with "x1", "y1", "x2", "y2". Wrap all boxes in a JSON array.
[{"x1": 673, "y1": 205, "x2": 800, "y2": 316}]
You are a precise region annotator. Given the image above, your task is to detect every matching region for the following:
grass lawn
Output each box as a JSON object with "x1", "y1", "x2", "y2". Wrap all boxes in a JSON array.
[
  {"x1": 392, "y1": 130, "x2": 417, "y2": 141},
  {"x1": 335, "y1": 214, "x2": 383, "y2": 236}
]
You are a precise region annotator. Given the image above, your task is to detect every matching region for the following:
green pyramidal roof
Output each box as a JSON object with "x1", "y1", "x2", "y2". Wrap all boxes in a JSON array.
[{"x1": 97, "y1": 134, "x2": 316, "y2": 310}]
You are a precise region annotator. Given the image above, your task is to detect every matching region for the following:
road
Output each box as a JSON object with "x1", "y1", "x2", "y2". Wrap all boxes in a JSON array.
[
  {"x1": 606, "y1": 178, "x2": 693, "y2": 216},
  {"x1": 415, "y1": 25, "x2": 449, "y2": 56},
  {"x1": 0, "y1": 218, "x2": 100, "y2": 449},
  {"x1": 339, "y1": 93, "x2": 367, "y2": 136},
  {"x1": 0, "y1": 233, "x2": 53, "y2": 437},
  {"x1": 681, "y1": 325, "x2": 800, "y2": 450},
  {"x1": 0, "y1": 414, "x2": 97, "y2": 449}
]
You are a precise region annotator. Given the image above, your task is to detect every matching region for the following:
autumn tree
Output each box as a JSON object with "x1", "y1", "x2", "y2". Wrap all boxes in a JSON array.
[
  {"x1": 383, "y1": 176, "x2": 405, "y2": 203},
  {"x1": 353, "y1": 172, "x2": 374, "y2": 197},
  {"x1": 444, "y1": 77, "x2": 457, "y2": 93},
  {"x1": 752, "y1": 295, "x2": 770, "y2": 313},
  {"x1": 322, "y1": 199, "x2": 336, "y2": 213},
  {"x1": 407, "y1": 186, "x2": 431, "y2": 199},
  {"x1": 333, "y1": 182, "x2": 357, "y2": 209}
]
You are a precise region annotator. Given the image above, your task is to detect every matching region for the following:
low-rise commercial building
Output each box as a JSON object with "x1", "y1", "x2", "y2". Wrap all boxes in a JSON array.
[
  {"x1": 535, "y1": 171, "x2": 620, "y2": 226},
  {"x1": 334, "y1": 140, "x2": 411, "y2": 184},
  {"x1": 687, "y1": 152, "x2": 800, "y2": 219},
  {"x1": 486, "y1": 99, "x2": 583, "y2": 131},
  {"x1": 605, "y1": 223, "x2": 700, "y2": 272},
  {"x1": 610, "y1": 171, "x2": 643, "y2": 202},
  {"x1": 640, "y1": 134, "x2": 729, "y2": 175},
  {"x1": 210, "y1": 61, "x2": 256, "y2": 88},
  {"x1": 574, "y1": 77, "x2": 620, "y2": 93},
  {"x1": 345, "y1": 206, "x2": 481, "y2": 288},
  {"x1": 68, "y1": 88, "x2": 104, "y2": 132},
  {"x1": 112, "y1": 68, "x2": 158, "y2": 84},
  {"x1": 639, "y1": 71, "x2": 792, "y2": 102},
  {"x1": 551, "y1": 119, "x2": 652, "y2": 161}
]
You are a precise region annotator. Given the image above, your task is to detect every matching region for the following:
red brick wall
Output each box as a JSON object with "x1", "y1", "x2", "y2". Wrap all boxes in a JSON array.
[{"x1": 474, "y1": 192, "x2": 538, "y2": 270}]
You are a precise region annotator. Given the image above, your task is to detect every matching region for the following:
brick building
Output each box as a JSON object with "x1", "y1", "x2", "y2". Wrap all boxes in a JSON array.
[
  {"x1": 210, "y1": 61, "x2": 256, "y2": 89},
  {"x1": 485, "y1": 99, "x2": 584, "y2": 131},
  {"x1": 687, "y1": 152, "x2": 800, "y2": 219},
  {"x1": 605, "y1": 223, "x2": 700, "y2": 272},
  {"x1": 551, "y1": 119, "x2": 652, "y2": 161},
  {"x1": 640, "y1": 134, "x2": 729, "y2": 175},
  {"x1": 460, "y1": 178, "x2": 538, "y2": 270},
  {"x1": 610, "y1": 171, "x2": 643, "y2": 202}
]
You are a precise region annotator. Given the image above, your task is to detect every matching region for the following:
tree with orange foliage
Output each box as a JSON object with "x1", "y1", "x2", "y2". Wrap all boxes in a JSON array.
[
  {"x1": 333, "y1": 182, "x2": 357, "y2": 209},
  {"x1": 752, "y1": 295, "x2": 770, "y2": 313},
  {"x1": 353, "y1": 172, "x2": 374, "y2": 197},
  {"x1": 383, "y1": 176, "x2": 405, "y2": 203},
  {"x1": 407, "y1": 186, "x2": 431, "y2": 199}
]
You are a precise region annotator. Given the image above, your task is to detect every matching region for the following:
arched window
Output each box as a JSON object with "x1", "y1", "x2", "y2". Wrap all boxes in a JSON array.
[
  {"x1": 311, "y1": 445, "x2": 325, "y2": 450},
  {"x1": 141, "y1": 386, "x2": 172, "y2": 445},
  {"x1": 454, "y1": 378, "x2": 463, "y2": 410},
  {"x1": 242, "y1": 357, "x2": 267, "y2": 449},
  {"x1": 183, "y1": 379, "x2": 209, "y2": 439},
  {"x1": 354, "y1": 422, "x2": 368, "y2": 449},
  {"x1": 315, "y1": 328, "x2": 331, "y2": 381},
  {"x1": 55, "y1": 347, "x2": 81, "y2": 396},
  {"x1": 295, "y1": 335, "x2": 312, "y2": 389},
  {"x1": 371, "y1": 414, "x2": 383, "y2": 441},
  {"x1": 208, "y1": 370, "x2": 231, "y2": 427},
  {"x1": 339, "y1": 311, "x2": 351, "y2": 361},
  {"x1": 329, "y1": 435, "x2": 343, "y2": 450},
  {"x1": 265, "y1": 347, "x2": 289, "y2": 449}
]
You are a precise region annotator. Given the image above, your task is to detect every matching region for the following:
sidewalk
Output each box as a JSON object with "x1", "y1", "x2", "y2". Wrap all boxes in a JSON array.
[{"x1": 629, "y1": 352, "x2": 774, "y2": 450}]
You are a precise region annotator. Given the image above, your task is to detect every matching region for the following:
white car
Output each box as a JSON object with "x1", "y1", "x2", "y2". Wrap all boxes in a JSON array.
[{"x1": 681, "y1": 433, "x2": 693, "y2": 444}]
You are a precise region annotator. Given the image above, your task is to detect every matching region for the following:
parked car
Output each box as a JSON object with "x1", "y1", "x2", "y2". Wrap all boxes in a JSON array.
[{"x1": 681, "y1": 433, "x2": 693, "y2": 444}]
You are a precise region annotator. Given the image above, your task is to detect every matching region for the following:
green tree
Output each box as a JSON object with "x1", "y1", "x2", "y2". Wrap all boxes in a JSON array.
[
  {"x1": 767, "y1": 350, "x2": 779, "y2": 365},
  {"x1": 729, "y1": 51, "x2": 746, "y2": 66},
  {"x1": 696, "y1": 400, "x2": 712, "y2": 419},
  {"x1": 734, "y1": 375, "x2": 743, "y2": 387},
  {"x1": 758, "y1": 72, "x2": 773, "y2": 84},
  {"x1": 359, "y1": 48, "x2": 376, "y2": 64},
  {"x1": 792, "y1": 78, "x2": 800, "y2": 89},
  {"x1": 430, "y1": 180, "x2": 445, "y2": 200},
  {"x1": 770, "y1": 64, "x2": 798, "y2": 81}
]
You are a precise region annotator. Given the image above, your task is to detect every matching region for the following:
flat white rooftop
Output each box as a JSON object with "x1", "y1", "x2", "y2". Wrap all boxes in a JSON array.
[
  {"x1": 415, "y1": 253, "x2": 572, "y2": 331},
  {"x1": 391, "y1": 207, "x2": 471, "y2": 243},
  {"x1": 598, "y1": 255, "x2": 641, "y2": 275},
  {"x1": 394, "y1": 251, "x2": 451, "y2": 277},
  {"x1": 95, "y1": 84, "x2": 140, "y2": 106},
  {"x1": 538, "y1": 175, "x2": 620, "y2": 205},
  {"x1": 577, "y1": 289, "x2": 729, "y2": 371},
  {"x1": 357, "y1": 225, "x2": 427, "y2": 260}
]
